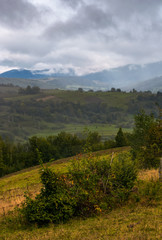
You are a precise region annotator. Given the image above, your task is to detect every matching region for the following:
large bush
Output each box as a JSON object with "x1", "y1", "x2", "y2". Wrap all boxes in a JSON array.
[
  {"x1": 21, "y1": 152, "x2": 137, "y2": 225},
  {"x1": 68, "y1": 152, "x2": 137, "y2": 214}
]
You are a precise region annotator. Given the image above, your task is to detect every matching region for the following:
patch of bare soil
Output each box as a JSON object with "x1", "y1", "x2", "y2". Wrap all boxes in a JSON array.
[{"x1": 36, "y1": 95, "x2": 57, "y2": 102}]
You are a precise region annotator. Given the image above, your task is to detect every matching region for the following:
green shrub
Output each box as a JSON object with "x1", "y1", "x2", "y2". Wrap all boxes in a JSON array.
[
  {"x1": 111, "y1": 153, "x2": 137, "y2": 190},
  {"x1": 21, "y1": 168, "x2": 76, "y2": 225},
  {"x1": 68, "y1": 152, "x2": 137, "y2": 214},
  {"x1": 21, "y1": 152, "x2": 137, "y2": 225}
]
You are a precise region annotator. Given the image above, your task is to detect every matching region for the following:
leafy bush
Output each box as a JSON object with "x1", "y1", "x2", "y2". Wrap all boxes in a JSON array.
[
  {"x1": 21, "y1": 168, "x2": 76, "y2": 225},
  {"x1": 21, "y1": 152, "x2": 137, "y2": 225},
  {"x1": 68, "y1": 152, "x2": 137, "y2": 214},
  {"x1": 111, "y1": 153, "x2": 137, "y2": 190}
]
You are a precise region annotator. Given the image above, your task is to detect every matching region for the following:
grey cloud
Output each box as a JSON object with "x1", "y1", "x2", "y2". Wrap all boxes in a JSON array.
[
  {"x1": 104, "y1": 0, "x2": 162, "y2": 17},
  {"x1": 0, "y1": 59, "x2": 15, "y2": 67},
  {"x1": 60, "y1": 0, "x2": 83, "y2": 8},
  {"x1": 48, "y1": 50, "x2": 92, "y2": 66},
  {"x1": 44, "y1": 0, "x2": 162, "y2": 45},
  {"x1": 97, "y1": 0, "x2": 162, "y2": 34},
  {"x1": 0, "y1": 0, "x2": 40, "y2": 28},
  {"x1": 98, "y1": 0, "x2": 162, "y2": 43},
  {"x1": 2, "y1": 35, "x2": 52, "y2": 57},
  {"x1": 44, "y1": 4, "x2": 115, "y2": 39}
]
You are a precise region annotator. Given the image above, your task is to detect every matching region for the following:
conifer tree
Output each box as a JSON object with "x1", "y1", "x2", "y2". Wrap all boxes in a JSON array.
[{"x1": 115, "y1": 127, "x2": 126, "y2": 147}]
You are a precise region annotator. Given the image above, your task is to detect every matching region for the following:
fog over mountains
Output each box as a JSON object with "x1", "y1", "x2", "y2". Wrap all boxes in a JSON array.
[{"x1": 0, "y1": 61, "x2": 162, "y2": 92}]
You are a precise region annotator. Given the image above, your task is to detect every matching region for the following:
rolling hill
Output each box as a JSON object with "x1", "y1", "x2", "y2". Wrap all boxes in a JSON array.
[
  {"x1": 132, "y1": 76, "x2": 162, "y2": 92},
  {"x1": 0, "y1": 85, "x2": 161, "y2": 142}
]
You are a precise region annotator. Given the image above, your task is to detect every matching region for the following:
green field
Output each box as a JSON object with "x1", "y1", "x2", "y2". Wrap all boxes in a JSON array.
[{"x1": 30, "y1": 123, "x2": 132, "y2": 140}]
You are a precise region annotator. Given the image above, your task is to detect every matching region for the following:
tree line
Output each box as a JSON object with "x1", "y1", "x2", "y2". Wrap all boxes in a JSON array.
[{"x1": 0, "y1": 128, "x2": 128, "y2": 177}]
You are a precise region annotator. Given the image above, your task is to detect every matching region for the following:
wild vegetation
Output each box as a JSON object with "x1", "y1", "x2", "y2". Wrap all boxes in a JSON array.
[
  {"x1": 17, "y1": 110, "x2": 161, "y2": 225},
  {"x1": 19, "y1": 152, "x2": 137, "y2": 225},
  {"x1": 0, "y1": 152, "x2": 161, "y2": 239}
]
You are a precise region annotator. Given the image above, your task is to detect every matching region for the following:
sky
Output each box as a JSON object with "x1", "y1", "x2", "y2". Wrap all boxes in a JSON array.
[{"x1": 0, "y1": 0, "x2": 162, "y2": 75}]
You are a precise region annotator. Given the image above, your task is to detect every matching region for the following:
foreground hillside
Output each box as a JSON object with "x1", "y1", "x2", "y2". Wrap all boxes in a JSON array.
[
  {"x1": 0, "y1": 147, "x2": 128, "y2": 215},
  {"x1": 1, "y1": 202, "x2": 161, "y2": 240},
  {"x1": 0, "y1": 148, "x2": 161, "y2": 240},
  {"x1": 0, "y1": 85, "x2": 161, "y2": 142}
]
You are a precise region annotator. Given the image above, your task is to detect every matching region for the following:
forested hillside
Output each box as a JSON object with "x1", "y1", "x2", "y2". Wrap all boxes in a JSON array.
[{"x1": 0, "y1": 85, "x2": 161, "y2": 142}]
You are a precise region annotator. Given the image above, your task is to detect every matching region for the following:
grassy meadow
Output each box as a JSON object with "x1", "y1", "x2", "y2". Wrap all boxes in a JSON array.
[
  {"x1": 1, "y1": 200, "x2": 161, "y2": 240},
  {"x1": 0, "y1": 147, "x2": 161, "y2": 240}
]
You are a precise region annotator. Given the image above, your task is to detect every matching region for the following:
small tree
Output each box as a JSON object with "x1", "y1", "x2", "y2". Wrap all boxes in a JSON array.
[
  {"x1": 115, "y1": 127, "x2": 126, "y2": 147},
  {"x1": 131, "y1": 111, "x2": 162, "y2": 168},
  {"x1": 78, "y1": 88, "x2": 83, "y2": 92}
]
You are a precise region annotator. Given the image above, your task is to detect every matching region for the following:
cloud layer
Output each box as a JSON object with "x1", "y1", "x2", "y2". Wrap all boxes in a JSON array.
[{"x1": 0, "y1": 0, "x2": 162, "y2": 74}]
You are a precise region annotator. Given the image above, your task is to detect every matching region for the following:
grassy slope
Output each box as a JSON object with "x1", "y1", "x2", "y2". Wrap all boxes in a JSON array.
[
  {"x1": 1, "y1": 204, "x2": 161, "y2": 240},
  {"x1": 0, "y1": 147, "x2": 128, "y2": 216},
  {"x1": 0, "y1": 148, "x2": 161, "y2": 240},
  {"x1": 0, "y1": 147, "x2": 127, "y2": 195}
]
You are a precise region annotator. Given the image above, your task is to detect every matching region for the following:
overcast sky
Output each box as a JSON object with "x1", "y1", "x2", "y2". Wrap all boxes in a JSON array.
[{"x1": 0, "y1": 0, "x2": 162, "y2": 74}]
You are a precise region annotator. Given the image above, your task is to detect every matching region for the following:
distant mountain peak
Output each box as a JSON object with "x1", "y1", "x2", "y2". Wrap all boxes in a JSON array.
[
  {"x1": 0, "y1": 67, "x2": 76, "y2": 79},
  {"x1": 0, "y1": 60, "x2": 162, "y2": 92}
]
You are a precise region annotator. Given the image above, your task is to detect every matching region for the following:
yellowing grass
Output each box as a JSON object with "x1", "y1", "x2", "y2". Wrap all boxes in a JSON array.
[
  {"x1": 1, "y1": 204, "x2": 162, "y2": 240},
  {"x1": 138, "y1": 169, "x2": 159, "y2": 181}
]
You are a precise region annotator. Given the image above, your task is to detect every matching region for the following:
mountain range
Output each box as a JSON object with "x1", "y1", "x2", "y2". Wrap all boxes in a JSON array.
[{"x1": 0, "y1": 61, "x2": 162, "y2": 92}]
